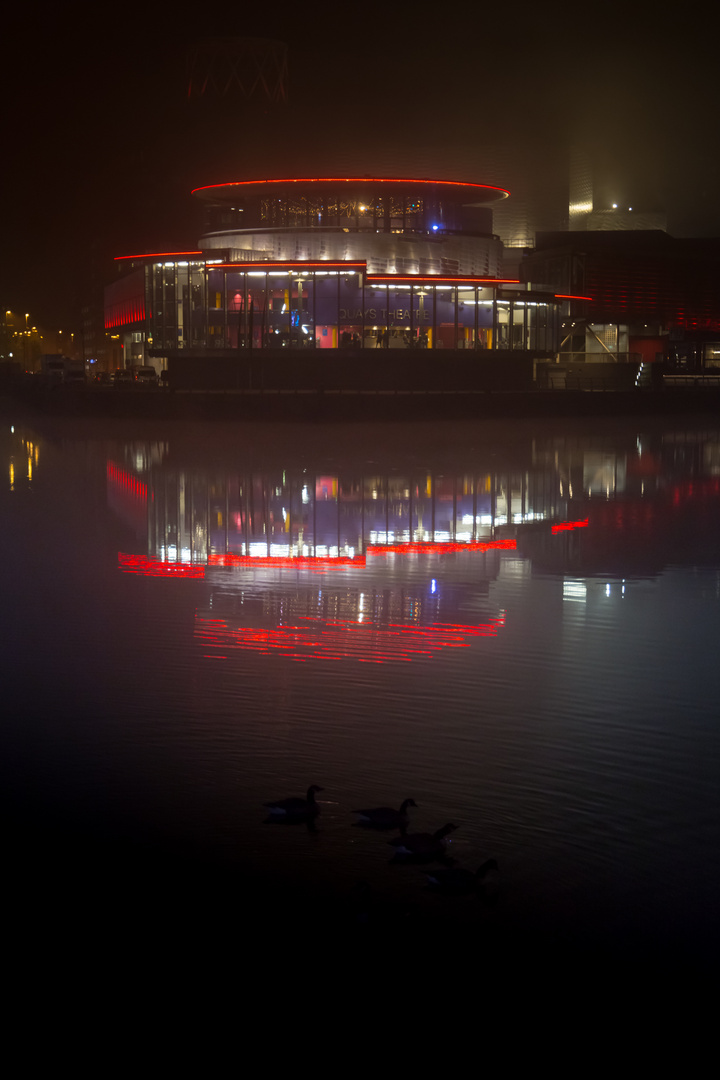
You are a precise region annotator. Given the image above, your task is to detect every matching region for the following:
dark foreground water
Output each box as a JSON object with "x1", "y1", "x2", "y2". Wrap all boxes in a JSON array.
[{"x1": 2, "y1": 405, "x2": 719, "y2": 973}]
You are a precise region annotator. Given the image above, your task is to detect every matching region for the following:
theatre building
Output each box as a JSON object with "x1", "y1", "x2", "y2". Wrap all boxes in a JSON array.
[{"x1": 105, "y1": 177, "x2": 570, "y2": 392}]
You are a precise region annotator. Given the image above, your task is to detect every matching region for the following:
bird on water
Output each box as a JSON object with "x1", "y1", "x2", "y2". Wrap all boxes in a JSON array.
[
  {"x1": 351, "y1": 798, "x2": 417, "y2": 830},
  {"x1": 389, "y1": 823, "x2": 458, "y2": 861},
  {"x1": 426, "y1": 859, "x2": 499, "y2": 894},
  {"x1": 264, "y1": 785, "x2": 324, "y2": 820}
]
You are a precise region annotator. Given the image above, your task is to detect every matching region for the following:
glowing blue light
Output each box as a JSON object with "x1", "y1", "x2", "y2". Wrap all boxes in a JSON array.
[
  {"x1": 432, "y1": 225, "x2": 439, "y2": 231},
  {"x1": 431, "y1": 579, "x2": 437, "y2": 593}
]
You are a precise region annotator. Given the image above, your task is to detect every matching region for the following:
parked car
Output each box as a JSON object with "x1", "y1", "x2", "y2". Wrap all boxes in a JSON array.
[
  {"x1": 131, "y1": 365, "x2": 158, "y2": 387},
  {"x1": 113, "y1": 368, "x2": 134, "y2": 386}
]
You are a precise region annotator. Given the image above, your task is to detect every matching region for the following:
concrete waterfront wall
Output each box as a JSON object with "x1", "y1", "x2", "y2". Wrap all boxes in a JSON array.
[
  {"x1": 167, "y1": 348, "x2": 536, "y2": 393},
  {"x1": 535, "y1": 360, "x2": 645, "y2": 391}
]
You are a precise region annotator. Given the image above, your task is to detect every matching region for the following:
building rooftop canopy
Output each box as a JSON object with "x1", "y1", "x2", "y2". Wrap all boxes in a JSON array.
[{"x1": 192, "y1": 177, "x2": 511, "y2": 208}]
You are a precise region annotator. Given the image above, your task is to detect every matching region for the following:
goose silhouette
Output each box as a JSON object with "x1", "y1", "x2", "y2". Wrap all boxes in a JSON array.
[
  {"x1": 352, "y1": 798, "x2": 417, "y2": 830},
  {"x1": 426, "y1": 859, "x2": 499, "y2": 894},
  {"x1": 389, "y1": 823, "x2": 458, "y2": 861},
  {"x1": 264, "y1": 785, "x2": 323, "y2": 820}
]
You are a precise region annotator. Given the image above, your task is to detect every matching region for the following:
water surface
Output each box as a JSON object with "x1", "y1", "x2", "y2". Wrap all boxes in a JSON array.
[{"x1": 2, "y1": 409, "x2": 719, "y2": 967}]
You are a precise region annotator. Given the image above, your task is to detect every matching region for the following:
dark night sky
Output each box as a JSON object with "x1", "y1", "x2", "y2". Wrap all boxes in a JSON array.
[{"x1": 2, "y1": 2, "x2": 719, "y2": 327}]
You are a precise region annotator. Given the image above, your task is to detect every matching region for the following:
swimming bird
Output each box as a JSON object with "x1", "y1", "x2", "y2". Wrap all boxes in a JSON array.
[
  {"x1": 389, "y1": 823, "x2": 458, "y2": 861},
  {"x1": 264, "y1": 785, "x2": 324, "y2": 820},
  {"x1": 426, "y1": 859, "x2": 499, "y2": 894},
  {"x1": 351, "y1": 798, "x2": 417, "y2": 830}
]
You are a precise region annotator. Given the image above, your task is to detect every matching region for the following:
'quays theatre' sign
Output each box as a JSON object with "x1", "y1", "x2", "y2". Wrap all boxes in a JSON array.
[{"x1": 339, "y1": 307, "x2": 431, "y2": 322}]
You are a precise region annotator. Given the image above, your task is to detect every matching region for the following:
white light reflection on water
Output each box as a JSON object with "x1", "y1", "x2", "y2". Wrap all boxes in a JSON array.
[{"x1": 1, "y1": 412, "x2": 719, "y2": 967}]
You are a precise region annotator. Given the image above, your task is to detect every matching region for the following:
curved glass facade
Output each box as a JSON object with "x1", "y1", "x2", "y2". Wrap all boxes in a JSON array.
[
  {"x1": 146, "y1": 262, "x2": 559, "y2": 353},
  {"x1": 194, "y1": 178, "x2": 506, "y2": 237},
  {"x1": 109, "y1": 178, "x2": 564, "y2": 364}
]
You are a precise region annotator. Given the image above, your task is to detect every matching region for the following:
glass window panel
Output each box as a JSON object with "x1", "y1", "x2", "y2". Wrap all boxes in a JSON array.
[
  {"x1": 338, "y1": 274, "x2": 363, "y2": 348},
  {"x1": 291, "y1": 277, "x2": 314, "y2": 347},
  {"x1": 512, "y1": 304, "x2": 525, "y2": 349},
  {"x1": 247, "y1": 279, "x2": 268, "y2": 349},
  {"x1": 363, "y1": 287, "x2": 387, "y2": 348},
  {"x1": 266, "y1": 278, "x2": 290, "y2": 347},
  {"x1": 496, "y1": 303, "x2": 510, "y2": 349},
  {"x1": 434, "y1": 287, "x2": 457, "y2": 349},
  {"x1": 314, "y1": 274, "x2": 338, "y2": 348},
  {"x1": 385, "y1": 287, "x2": 412, "y2": 347}
]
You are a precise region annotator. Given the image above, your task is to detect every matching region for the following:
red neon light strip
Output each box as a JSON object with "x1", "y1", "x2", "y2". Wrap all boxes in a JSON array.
[
  {"x1": 367, "y1": 539, "x2": 517, "y2": 555},
  {"x1": 210, "y1": 542, "x2": 516, "y2": 566},
  {"x1": 114, "y1": 251, "x2": 203, "y2": 261},
  {"x1": 213, "y1": 261, "x2": 367, "y2": 271},
  {"x1": 209, "y1": 553, "x2": 366, "y2": 568},
  {"x1": 192, "y1": 177, "x2": 511, "y2": 197},
  {"x1": 551, "y1": 519, "x2": 589, "y2": 533},
  {"x1": 555, "y1": 294, "x2": 594, "y2": 301},
  {"x1": 120, "y1": 540, "x2": 515, "y2": 577},
  {"x1": 118, "y1": 553, "x2": 205, "y2": 578},
  {"x1": 367, "y1": 275, "x2": 520, "y2": 285}
]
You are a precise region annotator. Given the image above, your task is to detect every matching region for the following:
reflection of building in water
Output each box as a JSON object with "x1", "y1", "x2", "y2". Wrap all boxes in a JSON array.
[
  {"x1": 143, "y1": 467, "x2": 564, "y2": 566},
  {"x1": 519, "y1": 430, "x2": 720, "y2": 577},
  {"x1": 106, "y1": 426, "x2": 720, "y2": 657},
  {"x1": 106, "y1": 440, "x2": 168, "y2": 539},
  {"x1": 110, "y1": 424, "x2": 720, "y2": 581},
  {"x1": 111, "y1": 452, "x2": 566, "y2": 660},
  {"x1": 106, "y1": 427, "x2": 720, "y2": 569},
  {"x1": 107, "y1": 463, "x2": 148, "y2": 540}
]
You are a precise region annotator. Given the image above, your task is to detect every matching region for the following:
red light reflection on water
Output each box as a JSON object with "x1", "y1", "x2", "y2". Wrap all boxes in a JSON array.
[
  {"x1": 671, "y1": 478, "x2": 720, "y2": 506},
  {"x1": 551, "y1": 519, "x2": 589, "y2": 534},
  {"x1": 195, "y1": 613, "x2": 506, "y2": 663},
  {"x1": 106, "y1": 463, "x2": 147, "y2": 499},
  {"x1": 208, "y1": 553, "x2": 366, "y2": 569},
  {"x1": 366, "y1": 539, "x2": 517, "y2": 555},
  {"x1": 118, "y1": 553, "x2": 205, "y2": 578}
]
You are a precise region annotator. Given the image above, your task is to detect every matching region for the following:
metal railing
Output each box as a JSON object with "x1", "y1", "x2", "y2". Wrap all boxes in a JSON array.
[
  {"x1": 664, "y1": 373, "x2": 720, "y2": 387},
  {"x1": 557, "y1": 352, "x2": 640, "y2": 364}
]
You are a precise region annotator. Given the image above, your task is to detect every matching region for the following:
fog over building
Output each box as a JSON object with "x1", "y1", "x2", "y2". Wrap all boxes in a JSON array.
[
  {"x1": 4, "y1": 10, "x2": 720, "y2": 334},
  {"x1": 158, "y1": 38, "x2": 673, "y2": 259},
  {"x1": 174, "y1": 38, "x2": 572, "y2": 254}
]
